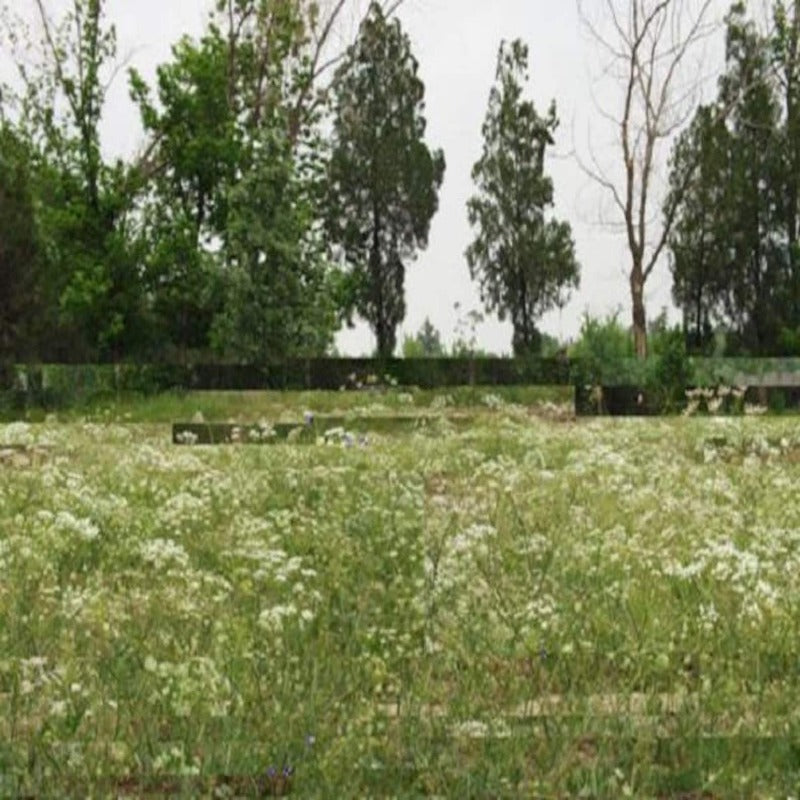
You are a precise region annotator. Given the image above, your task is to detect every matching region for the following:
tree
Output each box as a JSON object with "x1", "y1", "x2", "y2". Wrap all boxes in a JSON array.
[
  {"x1": 212, "y1": 0, "x2": 410, "y2": 150},
  {"x1": 772, "y1": 0, "x2": 800, "y2": 337},
  {"x1": 666, "y1": 105, "x2": 731, "y2": 353},
  {"x1": 2, "y1": 0, "x2": 150, "y2": 360},
  {"x1": 466, "y1": 39, "x2": 579, "y2": 357},
  {"x1": 717, "y1": 5, "x2": 784, "y2": 353},
  {"x1": 130, "y1": 28, "x2": 239, "y2": 358},
  {"x1": 578, "y1": 0, "x2": 716, "y2": 358},
  {"x1": 0, "y1": 125, "x2": 39, "y2": 360},
  {"x1": 402, "y1": 317, "x2": 444, "y2": 357},
  {"x1": 129, "y1": 0, "x2": 416, "y2": 361},
  {"x1": 0, "y1": 0, "x2": 410, "y2": 362},
  {"x1": 210, "y1": 124, "x2": 340, "y2": 361},
  {"x1": 667, "y1": 3, "x2": 791, "y2": 355},
  {"x1": 130, "y1": 2, "x2": 345, "y2": 361},
  {"x1": 326, "y1": 3, "x2": 445, "y2": 358}
]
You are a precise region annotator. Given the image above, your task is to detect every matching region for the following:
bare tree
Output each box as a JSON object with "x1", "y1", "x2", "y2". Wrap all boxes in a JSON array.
[{"x1": 578, "y1": 0, "x2": 717, "y2": 357}]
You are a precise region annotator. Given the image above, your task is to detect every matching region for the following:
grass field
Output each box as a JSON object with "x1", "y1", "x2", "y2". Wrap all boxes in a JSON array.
[
  {"x1": 1, "y1": 391, "x2": 800, "y2": 797},
  {"x1": 4, "y1": 385, "x2": 572, "y2": 425}
]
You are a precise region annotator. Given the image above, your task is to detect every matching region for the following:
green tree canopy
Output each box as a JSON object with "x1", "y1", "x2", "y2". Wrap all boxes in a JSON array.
[
  {"x1": 667, "y1": 106, "x2": 731, "y2": 353},
  {"x1": 466, "y1": 40, "x2": 579, "y2": 357},
  {"x1": 2, "y1": 0, "x2": 150, "y2": 361},
  {"x1": 130, "y1": 1, "x2": 341, "y2": 361},
  {"x1": 667, "y1": 2, "x2": 796, "y2": 355},
  {"x1": 326, "y1": 2, "x2": 445, "y2": 358},
  {"x1": 0, "y1": 124, "x2": 39, "y2": 360},
  {"x1": 402, "y1": 317, "x2": 444, "y2": 357}
]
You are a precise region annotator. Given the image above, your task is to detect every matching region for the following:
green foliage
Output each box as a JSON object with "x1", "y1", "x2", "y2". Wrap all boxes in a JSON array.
[
  {"x1": 129, "y1": 28, "x2": 237, "y2": 357},
  {"x1": 326, "y1": 3, "x2": 445, "y2": 358},
  {"x1": 400, "y1": 338, "x2": 424, "y2": 359},
  {"x1": 667, "y1": 106, "x2": 730, "y2": 354},
  {"x1": 210, "y1": 125, "x2": 339, "y2": 361},
  {"x1": 647, "y1": 322, "x2": 694, "y2": 412},
  {"x1": 466, "y1": 40, "x2": 579, "y2": 357},
  {"x1": 570, "y1": 310, "x2": 692, "y2": 410},
  {"x1": 538, "y1": 332, "x2": 566, "y2": 358},
  {"x1": 1, "y1": 0, "x2": 152, "y2": 361},
  {"x1": 402, "y1": 318, "x2": 445, "y2": 358},
  {"x1": 130, "y1": 2, "x2": 340, "y2": 361},
  {"x1": 0, "y1": 0, "x2": 356, "y2": 364},
  {"x1": 568, "y1": 311, "x2": 634, "y2": 383},
  {"x1": 668, "y1": 2, "x2": 800, "y2": 356},
  {"x1": 778, "y1": 325, "x2": 800, "y2": 355},
  {"x1": 0, "y1": 125, "x2": 40, "y2": 360},
  {"x1": 768, "y1": 387, "x2": 788, "y2": 412}
]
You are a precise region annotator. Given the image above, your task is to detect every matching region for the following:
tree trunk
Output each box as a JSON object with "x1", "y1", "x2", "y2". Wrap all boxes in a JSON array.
[
  {"x1": 371, "y1": 203, "x2": 390, "y2": 357},
  {"x1": 631, "y1": 268, "x2": 648, "y2": 359},
  {"x1": 786, "y1": 1, "x2": 800, "y2": 322}
]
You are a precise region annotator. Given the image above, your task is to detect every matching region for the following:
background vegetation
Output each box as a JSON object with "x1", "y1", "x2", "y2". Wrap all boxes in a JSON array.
[{"x1": 3, "y1": 1, "x2": 800, "y2": 365}]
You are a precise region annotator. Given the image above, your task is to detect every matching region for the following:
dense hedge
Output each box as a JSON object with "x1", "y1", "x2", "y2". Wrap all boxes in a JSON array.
[
  {"x1": 0, "y1": 358, "x2": 574, "y2": 404},
  {"x1": 3, "y1": 358, "x2": 800, "y2": 414}
]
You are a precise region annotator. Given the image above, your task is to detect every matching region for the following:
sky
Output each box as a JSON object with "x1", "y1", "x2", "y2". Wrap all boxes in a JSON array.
[{"x1": 3, "y1": 0, "x2": 737, "y2": 355}]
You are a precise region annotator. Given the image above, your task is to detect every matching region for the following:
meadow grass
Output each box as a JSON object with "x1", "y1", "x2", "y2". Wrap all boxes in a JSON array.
[
  {"x1": 5, "y1": 385, "x2": 573, "y2": 425},
  {"x1": 1, "y1": 392, "x2": 799, "y2": 797}
]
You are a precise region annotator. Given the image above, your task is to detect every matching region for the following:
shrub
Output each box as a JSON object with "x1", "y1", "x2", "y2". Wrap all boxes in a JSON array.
[
  {"x1": 647, "y1": 326, "x2": 693, "y2": 412},
  {"x1": 568, "y1": 311, "x2": 634, "y2": 385}
]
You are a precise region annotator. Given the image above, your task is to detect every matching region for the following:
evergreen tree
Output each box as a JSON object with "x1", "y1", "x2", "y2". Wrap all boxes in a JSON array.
[
  {"x1": 466, "y1": 40, "x2": 579, "y2": 356},
  {"x1": 721, "y1": 5, "x2": 785, "y2": 353},
  {"x1": 772, "y1": 0, "x2": 800, "y2": 345},
  {"x1": 326, "y1": 3, "x2": 445, "y2": 358},
  {"x1": 402, "y1": 317, "x2": 444, "y2": 357},
  {"x1": 667, "y1": 3, "x2": 792, "y2": 355},
  {"x1": 667, "y1": 106, "x2": 731, "y2": 353}
]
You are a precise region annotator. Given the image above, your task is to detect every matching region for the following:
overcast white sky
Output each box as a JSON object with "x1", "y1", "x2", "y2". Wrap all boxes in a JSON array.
[{"x1": 3, "y1": 0, "x2": 737, "y2": 355}]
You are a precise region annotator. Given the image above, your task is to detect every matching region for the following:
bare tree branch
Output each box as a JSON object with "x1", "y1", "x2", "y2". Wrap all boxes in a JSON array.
[
  {"x1": 32, "y1": 0, "x2": 81, "y2": 121},
  {"x1": 577, "y1": 0, "x2": 719, "y2": 356}
]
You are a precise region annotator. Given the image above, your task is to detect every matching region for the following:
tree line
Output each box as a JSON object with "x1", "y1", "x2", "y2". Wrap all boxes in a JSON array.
[
  {"x1": 1, "y1": 1, "x2": 799, "y2": 365},
  {"x1": 669, "y1": 1, "x2": 800, "y2": 356},
  {"x1": 0, "y1": 0, "x2": 579, "y2": 364}
]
